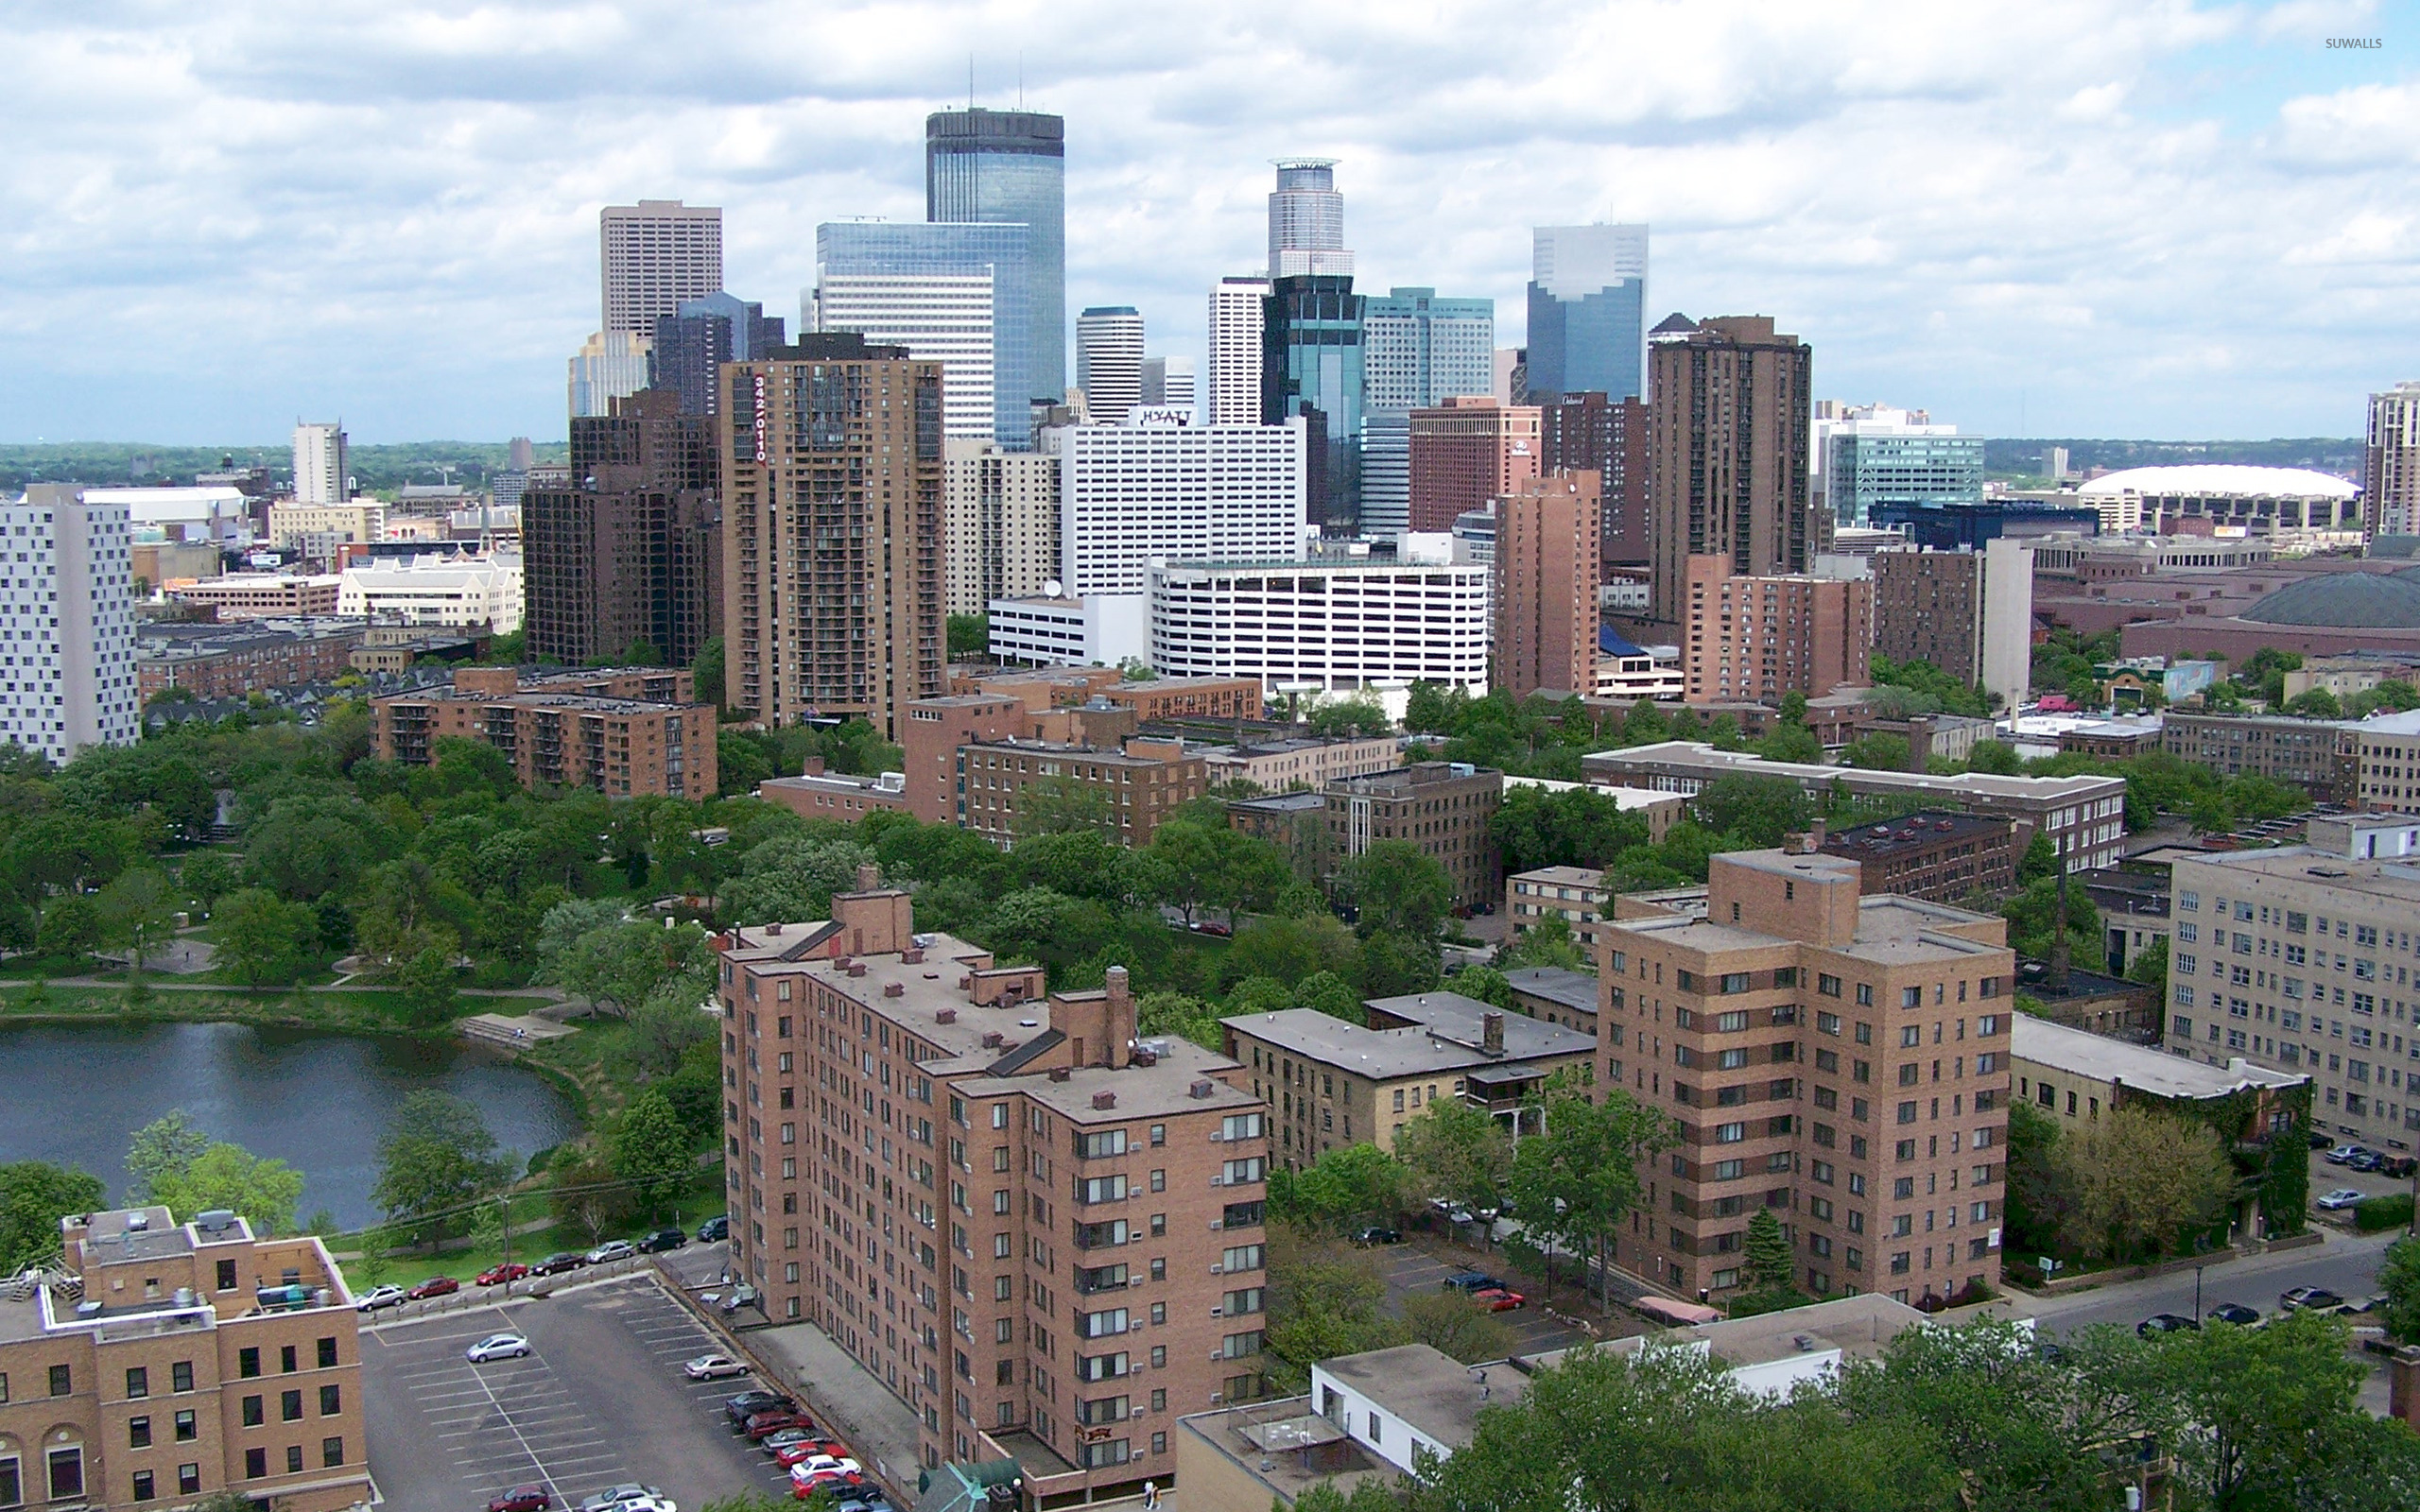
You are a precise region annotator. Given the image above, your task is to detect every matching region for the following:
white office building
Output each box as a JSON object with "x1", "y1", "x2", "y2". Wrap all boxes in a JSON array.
[
  {"x1": 337, "y1": 550, "x2": 524, "y2": 634},
  {"x1": 813, "y1": 271, "x2": 999, "y2": 441},
  {"x1": 568, "y1": 332, "x2": 652, "y2": 419},
  {"x1": 599, "y1": 198, "x2": 723, "y2": 335},
  {"x1": 1140, "y1": 356, "x2": 1196, "y2": 413},
  {"x1": 0, "y1": 488, "x2": 139, "y2": 759},
  {"x1": 1076, "y1": 306, "x2": 1145, "y2": 421},
  {"x1": 1207, "y1": 277, "x2": 1271, "y2": 424},
  {"x1": 291, "y1": 421, "x2": 348, "y2": 505},
  {"x1": 987, "y1": 592, "x2": 1150, "y2": 669},
  {"x1": 84, "y1": 486, "x2": 252, "y2": 551},
  {"x1": 1149, "y1": 545, "x2": 1491, "y2": 694},
  {"x1": 1048, "y1": 417, "x2": 1307, "y2": 597}
]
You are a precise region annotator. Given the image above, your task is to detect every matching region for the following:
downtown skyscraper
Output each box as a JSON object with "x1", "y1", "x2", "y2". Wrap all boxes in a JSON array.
[
  {"x1": 811, "y1": 221, "x2": 1032, "y2": 449},
  {"x1": 928, "y1": 109, "x2": 1066, "y2": 404},
  {"x1": 1077, "y1": 306, "x2": 1145, "y2": 420},
  {"x1": 1647, "y1": 314, "x2": 1816, "y2": 619},
  {"x1": 1526, "y1": 224, "x2": 1649, "y2": 403},
  {"x1": 600, "y1": 199, "x2": 724, "y2": 335}
]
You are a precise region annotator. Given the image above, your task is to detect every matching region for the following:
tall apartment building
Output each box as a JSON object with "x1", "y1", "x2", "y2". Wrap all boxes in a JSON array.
[
  {"x1": 927, "y1": 108, "x2": 1066, "y2": 403},
  {"x1": 0, "y1": 1206, "x2": 370, "y2": 1512},
  {"x1": 1262, "y1": 275, "x2": 1366, "y2": 530},
  {"x1": 2162, "y1": 838, "x2": 2420, "y2": 1153},
  {"x1": 1360, "y1": 288, "x2": 1495, "y2": 538},
  {"x1": 1495, "y1": 472, "x2": 1601, "y2": 698},
  {"x1": 2367, "y1": 382, "x2": 2420, "y2": 539},
  {"x1": 1870, "y1": 540, "x2": 2033, "y2": 709},
  {"x1": 1408, "y1": 397, "x2": 1540, "y2": 533},
  {"x1": 1325, "y1": 763, "x2": 1503, "y2": 906},
  {"x1": 569, "y1": 331, "x2": 653, "y2": 419},
  {"x1": 721, "y1": 335, "x2": 945, "y2": 738},
  {"x1": 1267, "y1": 159, "x2": 1351, "y2": 278},
  {"x1": 651, "y1": 293, "x2": 785, "y2": 418},
  {"x1": 1149, "y1": 552, "x2": 1491, "y2": 696},
  {"x1": 523, "y1": 388, "x2": 721, "y2": 667},
  {"x1": 1138, "y1": 357, "x2": 1196, "y2": 412},
  {"x1": 717, "y1": 892, "x2": 1271, "y2": 1488},
  {"x1": 1600, "y1": 846, "x2": 2014, "y2": 1305},
  {"x1": 289, "y1": 422, "x2": 346, "y2": 505},
  {"x1": 1048, "y1": 418, "x2": 1306, "y2": 598},
  {"x1": 1815, "y1": 404, "x2": 1983, "y2": 526},
  {"x1": 371, "y1": 666, "x2": 714, "y2": 798},
  {"x1": 1648, "y1": 315, "x2": 1815, "y2": 622},
  {"x1": 1681, "y1": 555, "x2": 1872, "y2": 705},
  {"x1": 0, "y1": 487, "x2": 138, "y2": 759},
  {"x1": 1525, "y1": 224, "x2": 1649, "y2": 404},
  {"x1": 600, "y1": 199, "x2": 723, "y2": 335},
  {"x1": 1076, "y1": 308, "x2": 1146, "y2": 421},
  {"x1": 1540, "y1": 391, "x2": 1650, "y2": 566},
  {"x1": 956, "y1": 735, "x2": 1206, "y2": 848},
  {"x1": 943, "y1": 439, "x2": 1061, "y2": 616},
  {"x1": 813, "y1": 221, "x2": 1032, "y2": 450},
  {"x1": 1206, "y1": 278, "x2": 1271, "y2": 426},
  {"x1": 2158, "y1": 712, "x2": 2351, "y2": 803}
]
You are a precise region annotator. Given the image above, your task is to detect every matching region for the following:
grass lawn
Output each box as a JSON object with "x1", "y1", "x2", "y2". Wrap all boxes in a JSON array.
[
  {"x1": 0, "y1": 982, "x2": 559, "y2": 1035},
  {"x1": 335, "y1": 1169, "x2": 727, "y2": 1292}
]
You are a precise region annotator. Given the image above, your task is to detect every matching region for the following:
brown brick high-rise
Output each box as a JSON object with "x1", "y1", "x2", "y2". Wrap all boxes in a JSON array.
[
  {"x1": 722, "y1": 335, "x2": 945, "y2": 739},
  {"x1": 718, "y1": 877, "x2": 1272, "y2": 1495},
  {"x1": 1495, "y1": 472, "x2": 1602, "y2": 698},
  {"x1": 1408, "y1": 397, "x2": 1540, "y2": 533},
  {"x1": 1648, "y1": 315, "x2": 1816, "y2": 622},
  {"x1": 1540, "y1": 391, "x2": 1649, "y2": 567}
]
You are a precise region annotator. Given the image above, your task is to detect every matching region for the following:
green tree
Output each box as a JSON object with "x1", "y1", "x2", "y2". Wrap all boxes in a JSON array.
[
  {"x1": 1967, "y1": 738, "x2": 2023, "y2": 775},
  {"x1": 1012, "y1": 774, "x2": 1115, "y2": 840},
  {"x1": 1392, "y1": 1098, "x2": 1512, "y2": 1221},
  {"x1": 626, "y1": 966, "x2": 717, "y2": 1076},
  {"x1": 945, "y1": 613, "x2": 989, "y2": 660},
  {"x1": 1500, "y1": 910, "x2": 1588, "y2": 971},
  {"x1": 1135, "y1": 990, "x2": 1223, "y2": 1053},
  {"x1": 1841, "y1": 730, "x2": 1912, "y2": 771},
  {"x1": 96, "y1": 867, "x2": 178, "y2": 969},
  {"x1": 1279, "y1": 1143, "x2": 1414, "y2": 1232},
  {"x1": 1742, "y1": 1208, "x2": 1793, "y2": 1294},
  {"x1": 0, "y1": 1160, "x2": 107, "y2": 1272},
  {"x1": 35, "y1": 891, "x2": 102, "y2": 958},
  {"x1": 1689, "y1": 773, "x2": 1810, "y2": 847},
  {"x1": 1356, "y1": 929, "x2": 1442, "y2": 998},
  {"x1": 2053, "y1": 1105, "x2": 2235, "y2": 1262},
  {"x1": 1338, "y1": 839, "x2": 1453, "y2": 939},
  {"x1": 372, "y1": 1091, "x2": 512, "y2": 1251},
  {"x1": 613, "y1": 1090, "x2": 694, "y2": 1221},
  {"x1": 126, "y1": 1110, "x2": 213, "y2": 1199},
  {"x1": 395, "y1": 945, "x2": 460, "y2": 1028},
  {"x1": 2284, "y1": 687, "x2": 2342, "y2": 718},
  {"x1": 2380, "y1": 1234, "x2": 2420, "y2": 1346},
  {"x1": 214, "y1": 887, "x2": 318, "y2": 988},
  {"x1": 692, "y1": 635, "x2": 726, "y2": 711},
  {"x1": 181, "y1": 850, "x2": 244, "y2": 914},
  {"x1": 1451, "y1": 963, "x2": 1514, "y2": 1009},
  {"x1": 2003, "y1": 1100, "x2": 2069, "y2": 1263},
  {"x1": 1291, "y1": 970, "x2": 1363, "y2": 1024},
  {"x1": 2125, "y1": 935, "x2": 2169, "y2": 989},
  {"x1": 1223, "y1": 912, "x2": 1359, "y2": 988},
  {"x1": 1305, "y1": 695, "x2": 1392, "y2": 739},
  {"x1": 1226, "y1": 975, "x2": 1292, "y2": 1016},
  {"x1": 1261, "y1": 1244, "x2": 1402, "y2": 1389},
  {"x1": 1507, "y1": 1077, "x2": 1670, "y2": 1308},
  {"x1": 1490, "y1": 783, "x2": 1651, "y2": 872},
  {"x1": 150, "y1": 1143, "x2": 306, "y2": 1235},
  {"x1": 1754, "y1": 722, "x2": 1824, "y2": 764},
  {"x1": 1399, "y1": 1289, "x2": 1516, "y2": 1365}
]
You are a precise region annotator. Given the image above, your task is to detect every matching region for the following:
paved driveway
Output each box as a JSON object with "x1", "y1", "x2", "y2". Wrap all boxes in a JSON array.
[
  {"x1": 362, "y1": 1271, "x2": 787, "y2": 1511},
  {"x1": 1367, "y1": 1236, "x2": 1607, "y2": 1353}
]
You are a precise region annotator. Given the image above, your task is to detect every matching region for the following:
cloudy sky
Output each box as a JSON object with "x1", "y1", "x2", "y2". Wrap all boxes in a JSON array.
[{"x1": 3, "y1": 0, "x2": 2411, "y2": 445}]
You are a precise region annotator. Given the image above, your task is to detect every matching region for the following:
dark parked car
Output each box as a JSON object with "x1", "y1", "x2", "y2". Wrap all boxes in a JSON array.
[
  {"x1": 489, "y1": 1487, "x2": 553, "y2": 1512},
  {"x1": 638, "y1": 1228, "x2": 688, "y2": 1253},
  {"x1": 531, "y1": 1252, "x2": 587, "y2": 1277},
  {"x1": 699, "y1": 1215, "x2": 731, "y2": 1243},
  {"x1": 2136, "y1": 1314, "x2": 2200, "y2": 1336},
  {"x1": 1443, "y1": 1271, "x2": 1509, "y2": 1293},
  {"x1": 1351, "y1": 1226, "x2": 1402, "y2": 1246},
  {"x1": 2206, "y1": 1303, "x2": 2260, "y2": 1326},
  {"x1": 725, "y1": 1390, "x2": 797, "y2": 1429}
]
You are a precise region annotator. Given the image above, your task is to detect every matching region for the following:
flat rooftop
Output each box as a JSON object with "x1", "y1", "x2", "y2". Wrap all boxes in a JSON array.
[
  {"x1": 2169, "y1": 846, "x2": 2420, "y2": 904},
  {"x1": 1821, "y1": 810, "x2": 2013, "y2": 858},
  {"x1": 1320, "y1": 1343, "x2": 1529, "y2": 1451},
  {"x1": 2014, "y1": 1015, "x2": 2306, "y2": 1099},
  {"x1": 1508, "y1": 865, "x2": 1607, "y2": 887},
  {"x1": 1229, "y1": 997, "x2": 1593, "y2": 1081},
  {"x1": 1501, "y1": 967, "x2": 1599, "y2": 1012},
  {"x1": 1584, "y1": 742, "x2": 2125, "y2": 802}
]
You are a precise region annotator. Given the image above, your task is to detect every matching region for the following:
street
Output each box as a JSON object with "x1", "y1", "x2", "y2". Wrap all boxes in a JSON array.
[{"x1": 2011, "y1": 1228, "x2": 2402, "y2": 1336}]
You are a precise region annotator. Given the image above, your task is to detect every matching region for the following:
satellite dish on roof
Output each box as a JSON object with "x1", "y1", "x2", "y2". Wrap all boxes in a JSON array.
[{"x1": 1044, "y1": 578, "x2": 1064, "y2": 597}]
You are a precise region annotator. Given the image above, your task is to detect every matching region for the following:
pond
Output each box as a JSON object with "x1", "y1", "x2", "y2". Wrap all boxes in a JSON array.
[{"x1": 0, "y1": 1021, "x2": 581, "y2": 1229}]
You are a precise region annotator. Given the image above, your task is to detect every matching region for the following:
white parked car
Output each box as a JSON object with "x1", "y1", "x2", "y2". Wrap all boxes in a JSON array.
[
  {"x1": 683, "y1": 1352, "x2": 751, "y2": 1381},
  {"x1": 2315, "y1": 1188, "x2": 2367, "y2": 1211},
  {"x1": 465, "y1": 1332, "x2": 532, "y2": 1363},
  {"x1": 578, "y1": 1486, "x2": 675, "y2": 1512},
  {"x1": 354, "y1": 1285, "x2": 407, "y2": 1313},
  {"x1": 789, "y1": 1455, "x2": 864, "y2": 1484},
  {"x1": 586, "y1": 1240, "x2": 638, "y2": 1264}
]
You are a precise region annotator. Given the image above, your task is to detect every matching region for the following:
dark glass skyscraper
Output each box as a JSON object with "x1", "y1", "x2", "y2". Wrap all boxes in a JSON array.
[
  {"x1": 1262, "y1": 274, "x2": 1366, "y2": 531},
  {"x1": 927, "y1": 109, "x2": 1065, "y2": 405},
  {"x1": 650, "y1": 293, "x2": 785, "y2": 417}
]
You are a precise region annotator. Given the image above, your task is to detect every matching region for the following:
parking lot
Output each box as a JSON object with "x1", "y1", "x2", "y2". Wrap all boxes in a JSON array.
[
  {"x1": 1368, "y1": 1235, "x2": 1607, "y2": 1353},
  {"x1": 363, "y1": 1271, "x2": 800, "y2": 1511}
]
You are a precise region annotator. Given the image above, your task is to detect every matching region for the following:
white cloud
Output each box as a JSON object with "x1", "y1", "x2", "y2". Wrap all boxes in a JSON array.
[{"x1": 0, "y1": 0, "x2": 2409, "y2": 442}]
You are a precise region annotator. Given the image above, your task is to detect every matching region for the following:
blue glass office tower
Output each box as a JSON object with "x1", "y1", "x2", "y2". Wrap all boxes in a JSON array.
[
  {"x1": 813, "y1": 221, "x2": 1031, "y2": 450},
  {"x1": 1263, "y1": 274, "x2": 1366, "y2": 531},
  {"x1": 1526, "y1": 224, "x2": 1649, "y2": 402},
  {"x1": 1360, "y1": 287, "x2": 1494, "y2": 536},
  {"x1": 928, "y1": 109, "x2": 1065, "y2": 406}
]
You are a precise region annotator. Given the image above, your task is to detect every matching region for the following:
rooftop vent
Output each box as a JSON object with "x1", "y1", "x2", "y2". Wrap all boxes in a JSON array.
[
  {"x1": 846, "y1": 962, "x2": 868, "y2": 978},
  {"x1": 1189, "y1": 1079, "x2": 1216, "y2": 1099},
  {"x1": 1049, "y1": 1066, "x2": 1073, "y2": 1082},
  {"x1": 936, "y1": 1008, "x2": 959, "y2": 1025},
  {"x1": 193, "y1": 1209, "x2": 237, "y2": 1234},
  {"x1": 981, "y1": 1032, "x2": 1006, "y2": 1048},
  {"x1": 1132, "y1": 1048, "x2": 1158, "y2": 1067},
  {"x1": 1092, "y1": 1091, "x2": 1117, "y2": 1110},
  {"x1": 126, "y1": 1212, "x2": 150, "y2": 1232},
  {"x1": 959, "y1": 975, "x2": 974, "y2": 989},
  {"x1": 903, "y1": 948, "x2": 925, "y2": 965},
  {"x1": 768, "y1": 923, "x2": 784, "y2": 936},
  {"x1": 882, "y1": 982, "x2": 905, "y2": 998}
]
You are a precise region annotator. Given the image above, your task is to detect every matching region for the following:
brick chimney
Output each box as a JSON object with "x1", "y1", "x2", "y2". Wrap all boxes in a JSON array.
[
  {"x1": 802, "y1": 754, "x2": 826, "y2": 777},
  {"x1": 1105, "y1": 966, "x2": 1135, "y2": 1069},
  {"x1": 1481, "y1": 1010, "x2": 1504, "y2": 1057},
  {"x1": 1905, "y1": 716, "x2": 1934, "y2": 773}
]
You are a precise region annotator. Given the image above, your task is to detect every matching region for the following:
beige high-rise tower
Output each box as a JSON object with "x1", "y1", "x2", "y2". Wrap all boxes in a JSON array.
[
  {"x1": 721, "y1": 335, "x2": 944, "y2": 738},
  {"x1": 600, "y1": 199, "x2": 723, "y2": 336},
  {"x1": 1647, "y1": 315, "x2": 1815, "y2": 622}
]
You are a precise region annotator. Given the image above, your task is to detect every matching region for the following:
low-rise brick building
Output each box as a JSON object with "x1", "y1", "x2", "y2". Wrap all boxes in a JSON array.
[
  {"x1": 369, "y1": 665, "x2": 713, "y2": 798},
  {"x1": 135, "y1": 619, "x2": 368, "y2": 700},
  {"x1": 1816, "y1": 812, "x2": 2020, "y2": 905},
  {"x1": 957, "y1": 736, "x2": 1206, "y2": 848},
  {"x1": 1200, "y1": 735, "x2": 1401, "y2": 793},
  {"x1": 0, "y1": 1206, "x2": 368, "y2": 1512},
  {"x1": 717, "y1": 878, "x2": 1271, "y2": 1493},
  {"x1": 2159, "y1": 711, "x2": 2351, "y2": 802},
  {"x1": 756, "y1": 764, "x2": 914, "y2": 822},
  {"x1": 1324, "y1": 763, "x2": 1503, "y2": 907}
]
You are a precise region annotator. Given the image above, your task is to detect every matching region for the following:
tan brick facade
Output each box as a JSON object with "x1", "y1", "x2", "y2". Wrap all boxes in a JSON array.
[
  {"x1": 0, "y1": 1209, "x2": 367, "y2": 1512},
  {"x1": 371, "y1": 665, "x2": 714, "y2": 798}
]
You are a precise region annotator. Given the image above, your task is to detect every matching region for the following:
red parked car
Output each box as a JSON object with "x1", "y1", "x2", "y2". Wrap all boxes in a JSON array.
[
  {"x1": 744, "y1": 1410, "x2": 819, "y2": 1441},
  {"x1": 406, "y1": 1276, "x2": 460, "y2": 1301},
  {"x1": 771, "y1": 1438, "x2": 847, "y2": 1469},
  {"x1": 488, "y1": 1487, "x2": 551, "y2": 1512},
  {"x1": 475, "y1": 1263, "x2": 529, "y2": 1286}
]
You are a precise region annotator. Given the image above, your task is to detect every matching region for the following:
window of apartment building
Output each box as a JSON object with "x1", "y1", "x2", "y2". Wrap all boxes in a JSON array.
[
  {"x1": 1857, "y1": 985, "x2": 1875, "y2": 1005},
  {"x1": 316, "y1": 1337, "x2": 337, "y2": 1370},
  {"x1": 244, "y1": 1448, "x2": 267, "y2": 1481},
  {"x1": 46, "y1": 1365, "x2": 69, "y2": 1398},
  {"x1": 323, "y1": 1437, "x2": 345, "y2": 1469},
  {"x1": 126, "y1": 1366, "x2": 148, "y2": 1400},
  {"x1": 320, "y1": 1384, "x2": 341, "y2": 1417},
  {"x1": 173, "y1": 1411, "x2": 195, "y2": 1442},
  {"x1": 129, "y1": 1416, "x2": 151, "y2": 1449}
]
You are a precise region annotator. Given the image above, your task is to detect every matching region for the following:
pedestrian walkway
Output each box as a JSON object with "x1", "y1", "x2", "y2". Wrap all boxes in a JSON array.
[{"x1": 460, "y1": 1012, "x2": 576, "y2": 1047}]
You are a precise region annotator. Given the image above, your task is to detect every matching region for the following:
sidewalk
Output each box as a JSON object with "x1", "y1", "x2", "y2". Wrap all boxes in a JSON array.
[{"x1": 749, "y1": 1319, "x2": 925, "y2": 1499}]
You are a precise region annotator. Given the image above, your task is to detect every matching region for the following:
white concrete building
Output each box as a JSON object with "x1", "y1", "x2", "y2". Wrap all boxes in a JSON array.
[
  {"x1": 568, "y1": 331, "x2": 652, "y2": 419},
  {"x1": 943, "y1": 439, "x2": 1060, "y2": 616},
  {"x1": 2073, "y1": 465, "x2": 2361, "y2": 541},
  {"x1": 1075, "y1": 306, "x2": 1144, "y2": 421},
  {"x1": 813, "y1": 271, "x2": 999, "y2": 441},
  {"x1": 1048, "y1": 417, "x2": 1307, "y2": 597},
  {"x1": 986, "y1": 593, "x2": 1148, "y2": 669},
  {"x1": 337, "y1": 550, "x2": 524, "y2": 634},
  {"x1": 1206, "y1": 277, "x2": 1270, "y2": 425},
  {"x1": 291, "y1": 421, "x2": 348, "y2": 505},
  {"x1": 0, "y1": 488, "x2": 139, "y2": 758},
  {"x1": 1149, "y1": 551, "x2": 1490, "y2": 694},
  {"x1": 84, "y1": 486, "x2": 252, "y2": 551},
  {"x1": 1140, "y1": 355, "x2": 1196, "y2": 413},
  {"x1": 1979, "y1": 536, "x2": 2034, "y2": 711}
]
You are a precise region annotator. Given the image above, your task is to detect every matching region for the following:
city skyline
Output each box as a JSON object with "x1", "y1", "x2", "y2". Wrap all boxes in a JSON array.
[{"x1": 0, "y1": 1, "x2": 2408, "y2": 444}]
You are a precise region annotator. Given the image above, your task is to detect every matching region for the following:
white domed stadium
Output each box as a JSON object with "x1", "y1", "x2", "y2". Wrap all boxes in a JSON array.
[{"x1": 2073, "y1": 464, "x2": 2360, "y2": 540}]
